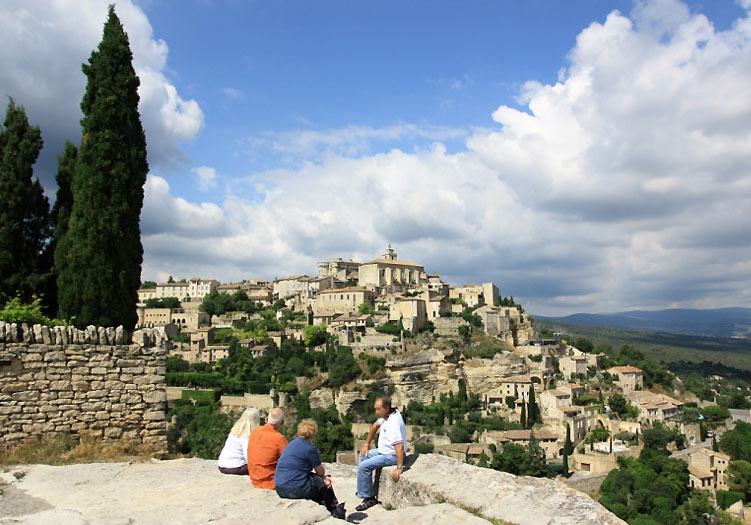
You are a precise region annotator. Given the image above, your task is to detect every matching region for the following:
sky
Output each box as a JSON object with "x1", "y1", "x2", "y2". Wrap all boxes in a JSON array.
[{"x1": 0, "y1": 0, "x2": 749, "y2": 316}]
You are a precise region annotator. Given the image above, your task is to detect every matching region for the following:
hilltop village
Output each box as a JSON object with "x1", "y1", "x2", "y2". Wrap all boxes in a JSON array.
[{"x1": 134, "y1": 247, "x2": 751, "y2": 522}]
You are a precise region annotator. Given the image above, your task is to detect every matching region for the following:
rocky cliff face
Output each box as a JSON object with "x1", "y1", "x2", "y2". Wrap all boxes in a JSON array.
[
  {"x1": 306, "y1": 348, "x2": 538, "y2": 416},
  {"x1": 386, "y1": 349, "x2": 463, "y2": 407},
  {"x1": 0, "y1": 455, "x2": 623, "y2": 525}
]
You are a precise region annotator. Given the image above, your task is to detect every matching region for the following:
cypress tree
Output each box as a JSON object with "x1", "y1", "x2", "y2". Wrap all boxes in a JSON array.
[
  {"x1": 564, "y1": 423, "x2": 572, "y2": 455},
  {"x1": 712, "y1": 435, "x2": 718, "y2": 452},
  {"x1": 563, "y1": 423, "x2": 572, "y2": 478},
  {"x1": 520, "y1": 401, "x2": 527, "y2": 428},
  {"x1": 51, "y1": 141, "x2": 77, "y2": 243},
  {"x1": 57, "y1": 6, "x2": 148, "y2": 328},
  {"x1": 0, "y1": 99, "x2": 52, "y2": 305},
  {"x1": 46, "y1": 141, "x2": 78, "y2": 314},
  {"x1": 527, "y1": 386, "x2": 538, "y2": 428}
]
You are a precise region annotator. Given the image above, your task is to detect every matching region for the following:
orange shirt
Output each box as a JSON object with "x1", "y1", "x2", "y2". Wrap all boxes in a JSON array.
[{"x1": 247, "y1": 424, "x2": 288, "y2": 489}]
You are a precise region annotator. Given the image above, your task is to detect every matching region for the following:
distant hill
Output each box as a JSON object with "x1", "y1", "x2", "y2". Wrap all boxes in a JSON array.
[{"x1": 535, "y1": 307, "x2": 751, "y2": 338}]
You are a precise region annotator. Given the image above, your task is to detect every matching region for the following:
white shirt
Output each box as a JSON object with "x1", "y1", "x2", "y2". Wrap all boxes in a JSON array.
[
  {"x1": 217, "y1": 433, "x2": 249, "y2": 468},
  {"x1": 377, "y1": 410, "x2": 408, "y2": 455}
]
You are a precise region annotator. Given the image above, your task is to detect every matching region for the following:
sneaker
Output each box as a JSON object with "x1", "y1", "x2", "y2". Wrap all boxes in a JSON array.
[
  {"x1": 355, "y1": 497, "x2": 379, "y2": 512},
  {"x1": 331, "y1": 503, "x2": 346, "y2": 520}
]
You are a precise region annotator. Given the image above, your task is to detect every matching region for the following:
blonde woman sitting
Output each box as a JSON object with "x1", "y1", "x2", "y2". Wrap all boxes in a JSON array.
[
  {"x1": 274, "y1": 419, "x2": 346, "y2": 519},
  {"x1": 217, "y1": 408, "x2": 260, "y2": 475}
]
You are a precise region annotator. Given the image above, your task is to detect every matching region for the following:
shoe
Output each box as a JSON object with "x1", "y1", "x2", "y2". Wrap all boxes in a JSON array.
[
  {"x1": 355, "y1": 497, "x2": 379, "y2": 512},
  {"x1": 331, "y1": 503, "x2": 346, "y2": 520}
]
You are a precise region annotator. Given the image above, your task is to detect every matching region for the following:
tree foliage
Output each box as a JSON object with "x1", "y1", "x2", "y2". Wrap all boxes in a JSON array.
[
  {"x1": 327, "y1": 346, "x2": 362, "y2": 388},
  {"x1": 720, "y1": 421, "x2": 751, "y2": 462},
  {"x1": 490, "y1": 434, "x2": 546, "y2": 477},
  {"x1": 0, "y1": 99, "x2": 52, "y2": 311},
  {"x1": 727, "y1": 460, "x2": 751, "y2": 501},
  {"x1": 56, "y1": 6, "x2": 148, "y2": 328}
]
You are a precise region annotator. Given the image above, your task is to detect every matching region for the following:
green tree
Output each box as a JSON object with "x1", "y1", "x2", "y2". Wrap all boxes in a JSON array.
[
  {"x1": 328, "y1": 346, "x2": 361, "y2": 388},
  {"x1": 303, "y1": 324, "x2": 327, "y2": 347},
  {"x1": 505, "y1": 395, "x2": 516, "y2": 409},
  {"x1": 0, "y1": 99, "x2": 52, "y2": 309},
  {"x1": 701, "y1": 405, "x2": 731, "y2": 428},
  {"x1": 47, "y1": 141, "x2": 78, "y2": 314},
  {"x1": 727, "y1": 460, "x2": 751, "y2": 501},
  {"x1": 527, "y1": 386, "x2": 540, "y2": 427},
  {"x1": 573, "y1": 337, "x2": 594, "y2": 354},
  {"x1": 357, "y1": 302, "x2": 375, "y2": 314},
  {"x1": 608, "y1": 393, "x2": 628, "y2": 416},
  {"x1": 563, "y1": 424, "x2": 572, "y2": 477},
  {"x1": 720, "y1": 422, "x2": 751, "y2": 462},
  {"x1": 56, "y1": 6, "x2": 148, "y2": 328},
  {"x1": 520, "y1": 402, "x2": 526, "y2": 429}
]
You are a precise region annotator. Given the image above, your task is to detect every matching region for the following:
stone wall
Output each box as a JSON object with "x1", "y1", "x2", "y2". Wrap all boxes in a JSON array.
[{"x1": 0, "y1": 322, "x2": 167, "y2": 450}]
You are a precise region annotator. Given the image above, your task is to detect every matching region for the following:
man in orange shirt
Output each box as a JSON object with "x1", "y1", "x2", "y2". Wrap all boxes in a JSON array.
[{"x1": 247, "y1": 408, "x2": 288, "y2": 488}]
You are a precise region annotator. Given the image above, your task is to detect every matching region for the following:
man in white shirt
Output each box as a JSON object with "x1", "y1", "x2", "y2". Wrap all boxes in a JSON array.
[{"x1": 355, "y1": 397, "x2": 408, "y2": 511}]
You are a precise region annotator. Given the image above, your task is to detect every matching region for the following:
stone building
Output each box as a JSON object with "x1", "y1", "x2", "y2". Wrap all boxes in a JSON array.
[
  {"x1": 608, "y1": 366, "x2": 644, "y2": 392},
  {"x1": 137, "y1": 306, "x2": 210, "y2": 331},
  {"x1": 317, "y1": 257, "x2": 362, "y2": 282},
  {"x1": 626, "y1": 390, "x2": 684, "y2": 422},
  {"x1": 479, "y1": 429, "x2": 560, "y2": 459},
  {"x1": 560, "y1": 355, "x2": 588, "y2": 379},
  {"x1": 688, "y1": 448, "x2": 730, "y2": 494},
  {"x1": 474, "y1": 305, "x2": 512, "y2": 338},
  {"x1": 390, "y1": 297, "x2": 427, "y2": 333},
  {"x1": 273, "y1": 275, "x2": 311, "y2": 299},
  {"x1": 358, "y1": 247, "x2": 426, "y2": 292},
  {"x1": 449, "y1": 282, "x2": 499, "y2": 311},
  {"x1": 139, "y1": 278, "x2": 219, "y2": 303},
  {"x1": 314, "y1": 286, "x2": 375, "y2": 315}
]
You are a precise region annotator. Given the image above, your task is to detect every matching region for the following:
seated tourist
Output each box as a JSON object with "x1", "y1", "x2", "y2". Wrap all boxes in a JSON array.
[
  {"x1": 355, "y1": 397, "x2": 408, "y2": 511},
  {"x1": 274, "y1": 419, "x2": 346, "y2": 520},
  {"x1": 247, "y1": 408, "x2": 288, "y2": 488},
  {"x1": 217, "y1": 408, "x2": 260, "y2": 475}
]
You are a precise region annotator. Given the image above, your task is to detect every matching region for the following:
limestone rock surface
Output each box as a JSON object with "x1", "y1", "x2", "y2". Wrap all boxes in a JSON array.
[{"x1": 0, "y1": 455, "x2": 624, "y2": 525}]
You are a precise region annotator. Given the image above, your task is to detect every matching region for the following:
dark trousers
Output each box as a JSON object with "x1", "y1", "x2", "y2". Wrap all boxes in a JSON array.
[
  {"x1": 276, "y1": 473, "x2": 339, "y2": 512},
  {"x1": 218, "y1": 464, "x2": 248, "y2": 475}
]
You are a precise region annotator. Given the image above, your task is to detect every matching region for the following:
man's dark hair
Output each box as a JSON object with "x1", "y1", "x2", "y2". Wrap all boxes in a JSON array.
[{"x1": 378, "y1": 397, "x2": 393, "y2": 411}]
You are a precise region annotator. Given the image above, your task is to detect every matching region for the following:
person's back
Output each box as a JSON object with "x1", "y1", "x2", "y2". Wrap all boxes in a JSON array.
[
  {"x1": 274, "y1": 436, "x2": 320, "y2": 493},
  {"x1": 248, "y1": 422, "x2": 288, "y2": 488}
]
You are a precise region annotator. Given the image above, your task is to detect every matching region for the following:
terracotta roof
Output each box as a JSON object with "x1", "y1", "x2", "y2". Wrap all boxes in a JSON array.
[
  {"x1": 363, "y1": 258, "x2": 424, "y2": 268},
  {"x1": 274, "y1": 275, "x2": 309, "y2": 282},
  {"x1": 318, "y1": 286, "x2": 374, "y2": 295},
  {"x1": 502, "y1": 375, "x2": 533, "y2": 383},
  {"x1": 688, "y1": 466, "x2": 713, "y2": 479},
  {"x1": 611, "y1": 366, "x2": 643, "y2": 374},
  {"x1": 490, "y1": 429, "x2": 558, "y2": 441}
]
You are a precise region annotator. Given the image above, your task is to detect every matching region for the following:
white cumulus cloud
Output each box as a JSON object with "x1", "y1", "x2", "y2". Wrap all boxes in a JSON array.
[{"x1": 0, "y1": 0, "x2": 205, "y2": 185}]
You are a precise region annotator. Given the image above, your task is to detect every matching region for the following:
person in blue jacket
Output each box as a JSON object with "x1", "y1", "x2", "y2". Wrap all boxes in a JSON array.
[{"x1": 274, "y1": 419, "x2": 346, "y2": 519}]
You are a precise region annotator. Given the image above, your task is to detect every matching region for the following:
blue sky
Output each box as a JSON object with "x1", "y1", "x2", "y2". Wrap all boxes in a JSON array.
[
  {"x1": 1, "y1": 0, "x2": 750, "y2": 315},
  {"x1": 141, "y1": 0, "x2": 745, "y2": 204}
]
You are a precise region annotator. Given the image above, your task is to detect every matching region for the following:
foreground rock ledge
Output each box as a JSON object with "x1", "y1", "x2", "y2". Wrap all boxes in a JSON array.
[
  {"x1": 0, "y1": 456, "x2": 623, "y2": 525},
  {"x1": 377, "y1": 454, "x2": 624, "y2": 525}
]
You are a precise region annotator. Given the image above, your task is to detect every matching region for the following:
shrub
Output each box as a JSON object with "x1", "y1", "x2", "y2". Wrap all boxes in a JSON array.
[
  {"x1": 357, "y1": 303, "x2": 375, "y2": 314},
  {"x1": 716, "y1": 490, "x2": 744, "y2": 510},
  {"x1": 415, "y1": 441, "x2": 434, "y2": 454},
  {"x1": 0, "y1": 296, "x2": 67, "y2": 327}
]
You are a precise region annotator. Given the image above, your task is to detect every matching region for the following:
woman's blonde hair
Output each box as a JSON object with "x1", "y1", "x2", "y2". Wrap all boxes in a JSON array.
[
  {"x1": 297, "y1": 419, "x2": 318, "y2": 441},
  {"x1": 231, "y1": 408, "x2": 261, "y2": 438}
]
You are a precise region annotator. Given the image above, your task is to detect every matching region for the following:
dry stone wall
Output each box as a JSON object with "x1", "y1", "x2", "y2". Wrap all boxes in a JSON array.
[{"x1": 0, "y1": 322, "x2": 167, "y2": 450}]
